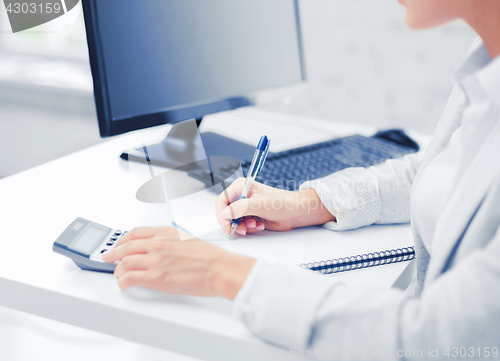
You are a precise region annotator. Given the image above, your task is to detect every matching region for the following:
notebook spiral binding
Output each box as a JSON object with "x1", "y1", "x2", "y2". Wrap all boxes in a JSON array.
[{"x1": 301, "y1": 246, "x2": 415, "y2": 274}]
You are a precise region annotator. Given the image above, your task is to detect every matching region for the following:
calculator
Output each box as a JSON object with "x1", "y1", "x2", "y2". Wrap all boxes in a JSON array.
[{"x1": 52, "y1": 217, "x2": 127, "y2": 273}]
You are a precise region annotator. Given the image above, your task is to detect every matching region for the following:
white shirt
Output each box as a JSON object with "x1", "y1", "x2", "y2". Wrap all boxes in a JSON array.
[
  {"x1": 413, "y1": 42, "x2": 497, "y2": 251},
  {"x1": 231, "y1": 39, "x2": 500, "y2": 356}
]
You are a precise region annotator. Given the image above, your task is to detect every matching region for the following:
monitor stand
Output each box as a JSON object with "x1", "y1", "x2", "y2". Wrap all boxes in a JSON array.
[{"x1": 120, "y1": 118, "x2": 255, "y2": 171}]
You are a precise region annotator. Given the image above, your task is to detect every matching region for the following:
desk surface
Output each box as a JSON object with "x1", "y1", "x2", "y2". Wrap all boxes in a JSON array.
[{"x1": 0, "y1": 109, "x2": 416, "y2": 361}]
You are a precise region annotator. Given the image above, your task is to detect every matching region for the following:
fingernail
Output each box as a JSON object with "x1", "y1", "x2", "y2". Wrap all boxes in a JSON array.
[
  {"x1": 101, "y1": 251, "x2": 109, "y2": 260},
  {"x1": 246, "y1": 221, "x2": 256, "y2": 228},
  {"x1": 236, "y1": 228, "x2": 246, "y2": 236},
  {"x1": 221, "y1": 208, "x2": 232, "y2": 219},
  {"x1": 256, "y1": 224, "x2": 265, "y2": 231}
]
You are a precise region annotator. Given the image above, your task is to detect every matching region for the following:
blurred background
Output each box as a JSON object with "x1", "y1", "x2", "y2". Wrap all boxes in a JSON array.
[{"x1": 0, "y1": 0, "x2": 475, "y2": 360}]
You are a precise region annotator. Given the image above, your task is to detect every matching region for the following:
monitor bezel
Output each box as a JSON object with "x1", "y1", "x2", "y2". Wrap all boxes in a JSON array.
[{"x1": 82, "y1": 0, "x2": 307, "y2": 137}]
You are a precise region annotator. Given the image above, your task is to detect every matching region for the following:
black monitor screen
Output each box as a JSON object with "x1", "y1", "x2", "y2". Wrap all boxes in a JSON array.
[{"x1": 84, "y1": 0, "x2": 304, "y2": 136}]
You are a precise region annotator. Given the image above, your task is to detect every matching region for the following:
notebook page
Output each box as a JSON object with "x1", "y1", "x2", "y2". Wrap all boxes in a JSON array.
[{"x1": 198, "y1": 224, "x2": 413, "y2": 265}]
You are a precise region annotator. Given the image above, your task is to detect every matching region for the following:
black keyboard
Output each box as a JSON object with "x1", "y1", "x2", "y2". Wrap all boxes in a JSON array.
[{"x1": 188, "y1": 131, "x2": 418, "y2": 191}]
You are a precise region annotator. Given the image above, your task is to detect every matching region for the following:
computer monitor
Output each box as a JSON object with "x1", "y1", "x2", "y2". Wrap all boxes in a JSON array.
[{"x1": 82, "y1": 0, "x2": 306, "y2": 168}]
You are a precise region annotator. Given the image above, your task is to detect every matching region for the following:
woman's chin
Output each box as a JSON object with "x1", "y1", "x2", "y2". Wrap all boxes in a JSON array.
[
  {"x1": 405, "y1": 12, "x2": 456, "y2": 30},
  {"x1": 405, "y1": 17, "x2": 425, "y2": 30}
]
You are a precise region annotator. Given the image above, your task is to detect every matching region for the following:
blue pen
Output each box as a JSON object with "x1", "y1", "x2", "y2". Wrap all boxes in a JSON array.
[{"x1": 229, "y1": 135, "x2": 270, "y2": 237}]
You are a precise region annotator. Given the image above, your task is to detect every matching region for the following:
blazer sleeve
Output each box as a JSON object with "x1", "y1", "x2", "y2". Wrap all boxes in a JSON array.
[
  {"x1": 233, "y1": 225, "x2": 500, "y2": 359},
  {"x1": 300, "y1": 152, "x2": 422, "y2": 231}
]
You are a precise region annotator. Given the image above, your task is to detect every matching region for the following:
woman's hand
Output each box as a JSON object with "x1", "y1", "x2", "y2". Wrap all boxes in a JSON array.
[
  {"x1": 215, "y1": 178, "x2": 336, "y2": 236},
  {"x1": 102, "y1": 227, "x2": 255, "y2": 299}
]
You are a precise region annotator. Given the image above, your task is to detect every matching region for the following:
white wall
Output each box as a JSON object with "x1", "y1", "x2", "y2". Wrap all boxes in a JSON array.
[{"x1": 268, "y1": 0, "x2": 476, "y2": 134}]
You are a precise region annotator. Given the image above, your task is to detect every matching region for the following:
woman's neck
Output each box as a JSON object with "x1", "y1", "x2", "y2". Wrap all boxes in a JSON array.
[
  {"x1": 473, "y1": 24, "x2": 500, "y2": 59},
  {"x1": 463, "y1": 2, "x2": 500, "y2": 59}
]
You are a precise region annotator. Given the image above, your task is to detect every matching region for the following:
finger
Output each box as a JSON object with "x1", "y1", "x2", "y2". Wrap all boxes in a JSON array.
[
  {"x1": 244, "y1": 218, "x2": 256, "y2": 229},
  {"x1": 246, "y1": 222, "x2": 265, "y2": 234},
  {"x1": 116, "y1": 270, "x2": 152, "y2": 290},
  {"x1": 215, "y1": 179, "x2": 260, "y2": 229},
  {"x1": 255, "y1": 222, "x2": 265, "y2": 231},
  {"x1": 116, "y1": 227, "x2": 181, "y2": 247},
  {"x1": 215, "y1": 178, "x2": 248, "y2": 205},
  {"x1": 113, "y1": 254, "x2": 151, "y2": 278},
  {"x1": 216, "y1": 215, "x2": 232, "y2": 235},
  {"x1": 103, "y1": 239, "x2": 156, "y2": 263},
  {"x1": 215, "y1": 178, "x2": 245, "y2": 229},
  {"x1": 215, "y1": 178, "x2": 245, "y2": 211},
  {"x1": 235, "y1": 222, "x2": 247, "y2": 236},
  {"x1": 221, "y1": 219, "x2": 248, "y2": 236},
  {"x1": 228, "y1": 217, "x2": 253, "y2": 236},
  {"x1": 116, "y1": 227, "x2": 159, "y2": 246},
  {"x1": 221, "y1": 197, "x2": 263, "y2": 220}
]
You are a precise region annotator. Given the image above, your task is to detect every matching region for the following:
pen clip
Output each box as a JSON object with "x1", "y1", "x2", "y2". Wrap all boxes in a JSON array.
[{"x1": 257, "y1": 139, "x2": 270, "y2": 172}]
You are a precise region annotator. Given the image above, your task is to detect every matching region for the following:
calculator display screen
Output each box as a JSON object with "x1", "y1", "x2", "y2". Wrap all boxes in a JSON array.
[{"x1": 71, "y1": 226, "x2": 106, "y2": 254}]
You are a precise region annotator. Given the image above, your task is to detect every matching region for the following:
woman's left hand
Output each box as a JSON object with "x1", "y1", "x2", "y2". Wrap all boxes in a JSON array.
[{"x1": 102, "y1": 227, "x2": 255, "y2": 299}]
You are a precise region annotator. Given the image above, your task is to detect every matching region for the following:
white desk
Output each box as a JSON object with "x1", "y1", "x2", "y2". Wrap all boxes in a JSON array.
[{"x1": 0, "y1": 109, "x2": 417, "y2": 361}]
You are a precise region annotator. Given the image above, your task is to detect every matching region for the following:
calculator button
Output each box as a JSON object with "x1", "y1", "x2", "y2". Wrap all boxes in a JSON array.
[
  {"x1": 114, "y1": 230, "x2": 122, "y2": 235},
  {"x1": 100, "y1": 249, "x2": 107, "y2": 254},
  {"x1": 106, "y1": 241, "x2": 114, "y2": 246},
  {"x1": 110, "y1": 236, "x2": 118, "y2": 241}
]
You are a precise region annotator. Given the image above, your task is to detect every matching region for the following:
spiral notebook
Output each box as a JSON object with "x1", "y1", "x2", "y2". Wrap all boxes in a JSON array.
[{"x1": 186, "y1": 223, "x2": 415, "y2": 274}]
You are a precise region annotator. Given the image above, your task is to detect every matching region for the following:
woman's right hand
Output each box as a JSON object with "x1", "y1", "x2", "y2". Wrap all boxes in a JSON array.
[{"x1": 215, "y1": 178, "x2": 336, "y2": 236}]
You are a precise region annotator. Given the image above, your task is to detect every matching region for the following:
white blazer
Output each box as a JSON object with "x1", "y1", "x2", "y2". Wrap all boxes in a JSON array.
[{"x1": 232, "y1": 39, "x2": 500, "y2": 359}]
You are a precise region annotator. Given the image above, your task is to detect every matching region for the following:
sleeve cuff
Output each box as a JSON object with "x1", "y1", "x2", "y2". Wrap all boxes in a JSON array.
[
  {"x1": 300, "y1": 167, "x2": 381, "y2": 231},
  {"x1": 232, "y1": 259, "x2": 344, "y2": 348}
]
